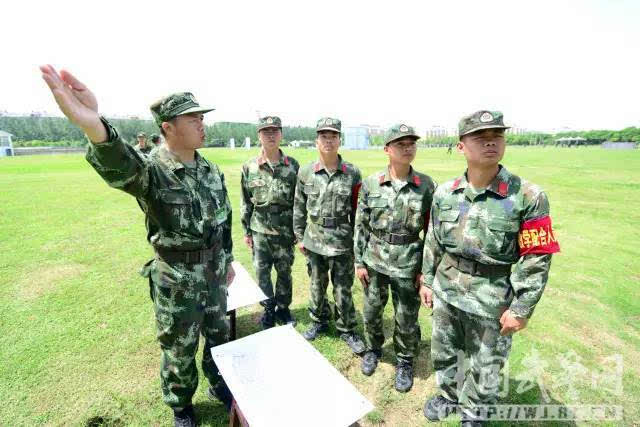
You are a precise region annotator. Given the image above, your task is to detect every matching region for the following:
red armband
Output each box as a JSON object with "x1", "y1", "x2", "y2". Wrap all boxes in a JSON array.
[
  {"x1": 352, "y1": 182, "x2": 362, "y2": 213},
  {"x1": 518, "y1": 215, "x2": 560, "y2": 256}
]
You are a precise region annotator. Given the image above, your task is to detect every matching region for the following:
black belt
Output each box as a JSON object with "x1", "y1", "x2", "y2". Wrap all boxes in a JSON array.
[
  {"x1": 256, "y1": 204, "x2": 290, "y2": 213},
  {"x1": 155, "y1": 244, "x2": 220, "y2": 264},
  {"x1": 310, "y1": 215, "x2": 349, "y2": 228},
  {"x1": 444, "y1": 253, "x2": 511, "y2": 277},
  {"x1": 373, "y1": 230, "x2": 420, "y2": 245}
]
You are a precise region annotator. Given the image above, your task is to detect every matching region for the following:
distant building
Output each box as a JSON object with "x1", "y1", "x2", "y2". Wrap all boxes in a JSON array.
[
  {"x1": 0, "y1": 130, "x2": 14, "y2": 156},
  {"x1": 425, "y1": 125, "x2": 456, "y2": 138},
  {"x1": 359, "y1": 124, "x2": 385, "y2": 136},
  {"x1": 290, "y1": 140, "x2": 315, "y2": 149},
  {"x1": 343, "y1": 126, "x2": 370, "y2": 150},
  {"x1": 601, "y1": 141, "x2": 637, "y2": 150},
  {"x1": 555, "y1": 137, "x2": 587, "y2": 147}
]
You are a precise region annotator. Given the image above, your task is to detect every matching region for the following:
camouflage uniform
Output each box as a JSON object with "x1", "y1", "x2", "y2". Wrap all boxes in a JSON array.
[
  {"x1": 85, "y1": 93, "x2": 233, "y2": 411},
  {"x1": 422, "y1": 110, "x2": 560, "y2": 419},
  {"x1": 135, "y1": 132, "x2": 153, "y2": 154},
  {"x1": 354, "y1": 128, "x2": 436, "y2": 363},
  {"x1": 240, "y1": 116, "x2": 300, "y2": 315},
  {"x1": 293, "y1": 118, "x2": 361, "y2": 333}
]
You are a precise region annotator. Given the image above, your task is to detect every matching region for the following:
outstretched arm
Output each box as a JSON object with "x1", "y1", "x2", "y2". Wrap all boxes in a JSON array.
[{"x1": 39, "y1": 65, "x2": 107, "y2": 143}]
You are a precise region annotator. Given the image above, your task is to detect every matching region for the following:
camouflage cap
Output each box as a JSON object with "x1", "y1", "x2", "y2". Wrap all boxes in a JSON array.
[
  {"x1": 458, "y1": 110, "x2": 510, "y2": 137},
  {"x1": 316, "y1": 117, "x2": 341, "y2": 133},
  {"x1": 150, "y1": 134, "x2": 160, "y2": 142},
  {"x1": 384, "y1": 123, "x2": 420, "y2": 145},
  {"x1": 257, "y1": 115, "x2": 282, "y2": 131},
  {"x1": 150, "y1": 92, "x2": 214, "y2": 126},
  {"x1": 137, "y1": 132, "x2": 147, "y2": 138}
]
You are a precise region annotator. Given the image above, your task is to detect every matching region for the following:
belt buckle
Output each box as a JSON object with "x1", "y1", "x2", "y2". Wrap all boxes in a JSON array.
[
  {"x1": 389, "y1": 233, "x2": 402, "y2": 244},
  {"x1": 458, "y1": 257, "x2": 476, "y2": 275},
  {"x1": 324, "y1": 217, "x2": 336, "y2": 228}
]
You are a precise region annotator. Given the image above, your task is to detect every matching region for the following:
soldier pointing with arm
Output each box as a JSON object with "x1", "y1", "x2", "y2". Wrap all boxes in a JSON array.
[
  {"x1": 40, "y1": 65, "x2": 235, "y2": 427},
  {"x1": 420, "y1": 110, "x2": 560, "y2": 426},
  {"x1": 353, "y1": 123, "x2": 436, "y2": 392}
]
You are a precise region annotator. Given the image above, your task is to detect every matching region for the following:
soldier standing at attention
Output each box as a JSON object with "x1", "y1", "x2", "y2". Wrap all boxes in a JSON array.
[
  {"x1": 40, "y1": 65, "x2": 235, "y2": 427},
  {"x1": 354, "y1": 123, "x2": 436, "y2": 392},
  {"x1": 420, "y1": 111, "x2": 560, "y2": 426},
  {"x1": 135, "y1": 131, "x2": 153, "y2": 154},
  {"x1": 240, "y1": 116, "x2": 299, "y2": 329},
  {"x1": 293, "y1": 117, "x2": 365, "y2": 355}
]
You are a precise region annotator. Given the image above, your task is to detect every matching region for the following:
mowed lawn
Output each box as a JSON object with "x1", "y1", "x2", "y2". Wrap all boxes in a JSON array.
[{"x1": 1, "y1": 146, "x2": 639, "y2": 427}]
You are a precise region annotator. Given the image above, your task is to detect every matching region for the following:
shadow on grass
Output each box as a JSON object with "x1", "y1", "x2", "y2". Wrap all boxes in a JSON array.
[
  {"x1": 193, "y1": 400, "x2": 230, "y2": 427},
  {"x1": 84, "y1": 416, "x2": 125, "y2": 427}
]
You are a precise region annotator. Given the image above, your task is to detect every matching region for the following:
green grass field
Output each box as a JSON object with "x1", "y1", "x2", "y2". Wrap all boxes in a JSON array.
[{"x1": 1, "y1": 146, "x2": 639, "y2": 426}]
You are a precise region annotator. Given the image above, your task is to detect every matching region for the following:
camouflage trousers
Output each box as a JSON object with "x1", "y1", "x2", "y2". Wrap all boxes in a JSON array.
[
  {"x1": 251, "y1": 232, "x2": 294, "y2": 311},
  {"x1": 145, "y1": 255, "x2": 229, "y2": 410},
  {"x1": 306, "y1": 250, "x2": 357, "y2": 333},
  {"x1": 431, "y1": 296, "x2": 512, "y2": 418},
  {"x1": 363, "y1": 268, "x2": 421, "y2": 362}
]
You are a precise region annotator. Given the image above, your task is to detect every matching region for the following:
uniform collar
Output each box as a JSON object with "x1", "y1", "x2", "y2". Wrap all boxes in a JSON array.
[
  {"x1": 451, "y1": 165, "x2": 510, "y2": 197},
  {"x1": 257, "y1": 149, "x2": 289, "y2": 167},
  {"x1": 313, "y1": 154, "x2": 346, "y2": 174},
  {"x1": 378, "y1": 166, "x2": 421, "y2": 187},
  {"x1": 157, "y1": 145, "x2": 208, "y2": 172}
]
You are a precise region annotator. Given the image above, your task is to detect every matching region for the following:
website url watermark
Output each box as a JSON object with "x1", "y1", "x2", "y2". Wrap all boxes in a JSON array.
[{"x1": 440, "y1": 404, "x2": 623, "y2": 421}]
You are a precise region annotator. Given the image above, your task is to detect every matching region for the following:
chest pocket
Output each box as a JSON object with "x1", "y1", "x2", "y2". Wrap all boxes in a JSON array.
[
  {"x1": 485, "y1": 217, "x2": 519, "y2": 256},
  {"x1": 248, "y1": 178, "x2": 269, "y2": 206},
  {"x1": 334, "y1": 184, "x2": 352, "y2": 216},
  {"x1": 406, "y1": 198, "x2": 424, "y2": 232},
  {"x1": 157, "y1": 188, "x2": 193, "y2": 231},
  {"x1": 437, "y1": 207, "x2": 460, "y2": 246},
  {"x1": 369, "y1": 195, "x2": 390, "y2": 230},
  {"x1": 303, "y1": 182, "x2": 321, "y2": 215}
]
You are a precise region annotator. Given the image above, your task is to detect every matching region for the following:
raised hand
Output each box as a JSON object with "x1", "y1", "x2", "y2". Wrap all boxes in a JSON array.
[{"x1": 39, "y1": 65, "x2": 107, "y2": 143}]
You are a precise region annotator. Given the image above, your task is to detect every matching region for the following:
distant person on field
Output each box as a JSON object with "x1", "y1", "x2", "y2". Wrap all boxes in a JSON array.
[{"x1": 135, "y1": 132, "x2": 152, "y2": 154}]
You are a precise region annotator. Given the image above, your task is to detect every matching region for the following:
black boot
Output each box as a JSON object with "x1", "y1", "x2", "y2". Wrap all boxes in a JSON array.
[
  {"x1": 340, "y1": 332, "x2": 366, "y2": 355},
  {"x1": 361, "y1": 350, "x2": 381, "y2": 376},
  {"x1": 275, "y1": 307, "x2": 297, "y2": 326},
  {"x1": 395, "y1": 359, "x2": 414, "y2": 392},
  {"x1": 423, "y1": 395, "x2": 458, "y2": 421},
  {"x1": 261, "y1": 307, "x2": 276, "y2": 329},
  {"x1": 173, "y1": 405, "x2": 196, "y2": 427},
  {"x1": 302, "y1": 322, "x2": 328, "y2": 340},
  {"x1": 207, "y1": 381, "x2": 233, "y2": 411}
]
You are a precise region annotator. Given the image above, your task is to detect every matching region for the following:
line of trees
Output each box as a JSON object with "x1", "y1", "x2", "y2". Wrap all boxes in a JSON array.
[
  {"x1": 2, "y1": 116, "x2": 638, "y2": 148},
  {"x1": 0, "y1": 116, "x2": 317, "y2": 148}
]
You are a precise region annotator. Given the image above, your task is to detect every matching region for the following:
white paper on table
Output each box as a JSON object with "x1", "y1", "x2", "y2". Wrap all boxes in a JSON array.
[
  {"x1": 226, "y1": 261, "x2": 268, "y2": 312},
  {"x1": 211, "y1": 325, "x2": 374, "y2": 427}
]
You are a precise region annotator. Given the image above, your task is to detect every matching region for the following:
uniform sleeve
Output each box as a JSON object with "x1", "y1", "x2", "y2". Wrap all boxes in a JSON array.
[
  {"x1": 415, "y1": 180, "x2": 437, "y2": 275},
  {"x1": 353, "y1": 179, "x2": 370, "y2": 268},
  {"x1": 292, "y1": 169, "x2": 307, "y2": 243},
  {"x1": 508, "y1": 191, "x2": 558, "y2": 318},
  {"x1": 240, "y1": 164, "x2": 253, "y2": 237},
  {"x1": 221, "y1": 171, "x2": 234, "y2": 264},
  {"x1": 85, "y1": 117, "x2": 150, "y2": 199},
  {"x1": 421, "y1": 201, "x2": 444, "y2": 289}
]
